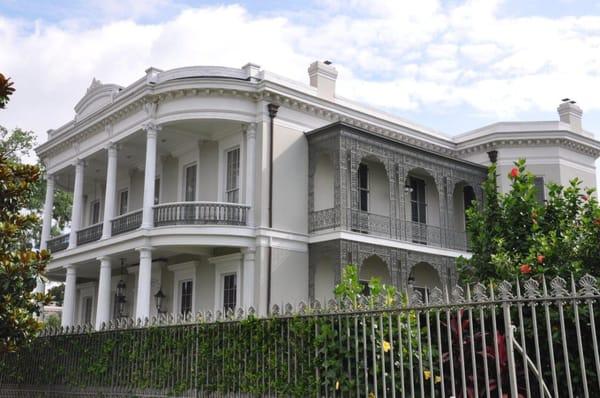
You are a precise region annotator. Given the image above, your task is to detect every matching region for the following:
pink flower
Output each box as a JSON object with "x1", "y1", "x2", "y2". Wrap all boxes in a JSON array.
[
  {"x1": 510, "y1": 168, "x2": 519, "y2": 178},
  {"x1": 520, "y1": 264, "x2": 532, "y2": 275}
]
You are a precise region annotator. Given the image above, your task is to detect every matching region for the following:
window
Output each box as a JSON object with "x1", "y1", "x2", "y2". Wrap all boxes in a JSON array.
[
  {"x1": 463, "y1": 186, "x2": 476, "y2": 227},
  {"x1": 223, "y1": 274, "x2": 237, "y2": 311},
  {"x1": 180, "y1": 280, "x2": 193, "y2": 314},
  {"x1": 226, "y1": 148, "x2": 240, "y2": 203},
  {"x1": 119, "y1": 190, "x2": 128, "y2": 215},
  {"x1": 90, "y1": 200, "x2": 100, "y2": 224},
  {"x1": 358, "y1": 163, "x2": 369, "y2": 212},
  {"x1": 154, "y1": 178, "x2": 160, "y2": 205},
  {"x1": 83, "y1": 296, "x2": 93, "y2": 324},
  {"x1": 410, "y1": 177, "x2": 426, "y2": 224},
  {"x1": 184, "y1": 164, "x2": 197, "y2": 202},
  {"x1": 534, "y1": 177, "x2": 545, "y2": 203}
]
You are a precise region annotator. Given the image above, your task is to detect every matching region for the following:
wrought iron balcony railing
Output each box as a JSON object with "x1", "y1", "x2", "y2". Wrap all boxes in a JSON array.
[
  {"x1": 111, "y1": 209, "x2": 143, "y2": 236},
  {"x1": 154, "y1": 201, "x2": 249, "y2": 227},
  {"x1": 76, "y1": 223, "x2": 103, "y2": 245},
  {"x1": 46, "y1": 233, "x2": 69, "y2": 253},
  {"x1": 309, "y1": 208, "x2": 470, "y2": 251}
]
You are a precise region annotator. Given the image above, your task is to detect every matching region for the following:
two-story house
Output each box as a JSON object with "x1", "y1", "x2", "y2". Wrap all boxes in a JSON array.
[{"x1": 35, "y1": 61, "x2": 600, "y2": 328}]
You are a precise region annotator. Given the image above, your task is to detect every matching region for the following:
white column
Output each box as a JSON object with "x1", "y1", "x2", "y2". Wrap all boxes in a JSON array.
[
  {"x1": 95, "y1": 257, "x2": 112, "y2": 329},
  {"x1": 62, "y1": 266, "x2": 77, "y2": 327},
  {"x1": 68, "y1": 160, "x2": 85, "y2": 249},
  {"x1": 40, "y1": 174, "x2": 55, "y2": 251},
  {"x1": 102, "y1": 144, "x2": 118, "y2": 239},
  {"x1": 244, "y1": 123, "x2": 257, "y2": 226},
  {"x1": 141, "y1": 123, "x2": 160, "y2": 229},
  {"x1": 135, "y1": 247, "x2": 153, "y2": 320},
  {"x1": 242, "y1": 248, "x2": 256, "y2": 310}
]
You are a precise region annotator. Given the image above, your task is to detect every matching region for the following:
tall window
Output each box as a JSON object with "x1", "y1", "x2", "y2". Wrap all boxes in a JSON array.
[
  {"x1": 184, "y1": 165, "x2": 197, "y2": 202},
  {"x1": 180, "y1": 280, "x2": 193, "y2": 314},
  {"x1": 463, "y1": 186, "x2": 476, "y2": 227},
  {"x1": 358, "y1": 163, "x2": 369, "y2": 211},
  {"x1": 223, "y1": 274, "x2": 237, "y2": 311},
  {"x1": 90, "y1": 200, "x2": 100, "y2": 224},
  {"x1": 83, "y1": 296, "x2": 93, "y2": 324},
  {"x1": 119, "y1": 190, "x2": 128, "y2": 216},
  {"x1": 410, "y1": 177, "x2": 426, "y2": 224},
  {"x1": 534, "y1": 177, "x2": 545, "y2": 203},
  {"x1": 154, "y1": 178, "x2": 160, "y2": 205},
  {"x1": 226, "y1": 148, "x2": 240, "y2": 203}
]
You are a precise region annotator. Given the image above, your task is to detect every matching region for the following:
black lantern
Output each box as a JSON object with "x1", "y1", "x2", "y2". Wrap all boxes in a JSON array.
[
  {"x1": 154, "y1": 287, "x2": 166, "y2": 314},
  {"x1": 115, "y1": 259, "x2": 127, "y2": 318}
]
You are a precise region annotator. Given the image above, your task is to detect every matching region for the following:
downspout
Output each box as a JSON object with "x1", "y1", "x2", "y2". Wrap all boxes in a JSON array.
[{"x1": 266, "y1": 103, "x2": 279, "y2": 314}]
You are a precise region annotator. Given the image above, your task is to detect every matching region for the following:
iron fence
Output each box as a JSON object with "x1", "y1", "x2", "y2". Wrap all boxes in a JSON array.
[
  {"x1": 154, "y1": 202, "x2": 249, "y2": 227},
  {"x1": 75, "y1": 223, "x2": 103, "y2": 245},
  {"x1": 1, "y1": 274, "x2": 598, "y2": 397},
  {"x1": 45, "y1": 233, "x2": 69, "y2": 253},
  {"x1": 111, "y1": 209, "x2": 143, "y2": 235}
]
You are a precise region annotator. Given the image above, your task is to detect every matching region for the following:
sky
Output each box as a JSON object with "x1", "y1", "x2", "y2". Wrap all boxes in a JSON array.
[{"x1": 2, "y1": 0, "x2": 600, "y2": 150}]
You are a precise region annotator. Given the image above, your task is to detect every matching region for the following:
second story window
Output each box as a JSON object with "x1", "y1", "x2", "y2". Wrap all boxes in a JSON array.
[
  {"x1": 184, "y1": 164, "x2": 197, "y2": 202},
  {"x1": 119, "y1": 190, "x2": 128, "y2": 215},
  {"x1": 534, "y1": 176, "x2": 545, "y2": 203},
  {"x1": 90, "y1": 200, "x2": 100, "y2": 224},
  {"x1": 410, "y1": 177, "x2": 426, "y2": 224},
  {"x1": 358, "y1": 163, "x2": 369, "y2": 212},
  {"x1": 226, "y1": 148, "x2": 240, "y2": 203}
]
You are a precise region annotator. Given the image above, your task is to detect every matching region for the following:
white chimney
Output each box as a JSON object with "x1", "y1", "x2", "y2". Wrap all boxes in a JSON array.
[
  {"x1": 557, "y1": 99, "x2": 583, "y2": 133},
  {"x1": 308, "y1": 60, "x2": 338, "y2": 101}
]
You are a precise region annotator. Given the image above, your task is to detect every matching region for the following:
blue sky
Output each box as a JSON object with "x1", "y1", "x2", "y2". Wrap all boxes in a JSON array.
[{"x1": 1, "y1": 0, "x2": 600, "y2": 142}]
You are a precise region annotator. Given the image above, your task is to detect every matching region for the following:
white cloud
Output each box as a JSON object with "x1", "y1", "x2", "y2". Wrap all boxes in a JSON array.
[{"x1": 1, "y1": 0, "x2": 600, "y2": 145}]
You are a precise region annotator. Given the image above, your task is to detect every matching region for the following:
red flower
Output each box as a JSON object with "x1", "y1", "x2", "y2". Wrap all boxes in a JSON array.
[
  {"x1": 520, "y1": 264, "x2": 532, "y2": 274},
  {"x1": 510, "y1": 168, "x2": 519, "y2": 178},
  {"x1": 582, "y1": 195, "x2": 589, "y2": 201},
  {"x1": 537, "y1": 255, "x2": 545, "y2": 264}
]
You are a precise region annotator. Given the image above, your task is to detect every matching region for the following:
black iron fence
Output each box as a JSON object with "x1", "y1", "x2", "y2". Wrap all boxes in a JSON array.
[{"x1": 1, "y1": 275, "x2": 599, "y2": 397}]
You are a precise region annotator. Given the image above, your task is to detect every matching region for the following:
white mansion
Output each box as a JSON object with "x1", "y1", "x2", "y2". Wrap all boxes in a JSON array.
[{"x1": 37, "y1": 61, "x2": 600, "y2": 328}]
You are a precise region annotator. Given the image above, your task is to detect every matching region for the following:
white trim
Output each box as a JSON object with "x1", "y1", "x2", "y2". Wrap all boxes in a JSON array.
[
  {"x1": 309, "y1": 230, "x2": 471, "y2": 259},
  {"x1": 168, "y1": 261, "x2": 198, "y2": 314},
  {"x1": 209, "y1": 253, "x2": 242, "y2": 312}
]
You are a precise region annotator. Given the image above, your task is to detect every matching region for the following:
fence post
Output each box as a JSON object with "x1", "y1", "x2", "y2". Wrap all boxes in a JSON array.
[{"x1": 499, "y1": 281, "x2": 519, "y2": 397}]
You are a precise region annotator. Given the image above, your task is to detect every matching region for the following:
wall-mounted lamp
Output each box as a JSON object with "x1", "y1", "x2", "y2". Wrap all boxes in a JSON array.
[
  {"x1": 404, "y1": 184, "x2": 414, "y2": 193},
  {"x1": 154, "y1": 287, "x2": 166, "y2": 314}
]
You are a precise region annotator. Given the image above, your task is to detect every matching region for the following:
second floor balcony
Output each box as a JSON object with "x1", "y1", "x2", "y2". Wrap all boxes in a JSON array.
[{"x1": 41, "y1": 118, "x2": 257, "y2": 255}]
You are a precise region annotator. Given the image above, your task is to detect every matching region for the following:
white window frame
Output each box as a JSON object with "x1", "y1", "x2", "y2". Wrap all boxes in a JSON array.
[
  {"x1": 77, "y1": 282, "x2": 96, "y2": 325},
  {"x1": 182, "y1": 163, "x2": 198, "y2": 202},
  {"x1": 210, "y1": 253, "x2": 242, "y2": 312},
  {"x1": 224, "y1": 146, "x2": 240, "y2": 204},
  {"x1": 168, "y1": 261, "x2": 198, "y2": 314}
]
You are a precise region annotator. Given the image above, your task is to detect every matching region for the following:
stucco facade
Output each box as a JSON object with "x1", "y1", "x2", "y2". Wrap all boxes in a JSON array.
[{"x1": 36, "y1": 61, "x2": 600, "y2": 328}]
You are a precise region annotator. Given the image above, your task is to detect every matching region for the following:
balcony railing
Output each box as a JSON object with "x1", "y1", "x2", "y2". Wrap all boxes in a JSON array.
[
  {"x1": 154, "y1": 202, "x2": 249, "y2": 227},
  {"x1": 309, "y1": 208, "x2": 470, "y2": 251},
  {"x1": 111, "y1": 210, "x2": 143, "y2": 236},
  {"x1": 46, "y1": 234, "x2": 69, "y2": 253},
  {"x1": 76, "y1": 223, "x2": 103, "y2": 245}
]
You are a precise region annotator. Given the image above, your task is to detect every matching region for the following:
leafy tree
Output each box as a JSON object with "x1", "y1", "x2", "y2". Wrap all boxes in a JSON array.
[
  {"x1": 44, "y1": 314, "x2": 61, "y2": 329},
  {"x1": 458, "y1": 159, "x2": 600, "y2": 283},
  {"x1": 0, "y1": 73, "x2": 51, "y2": 353},
  {"x1": 47, "y1": 284, "x2": 65, "y2": 306}
]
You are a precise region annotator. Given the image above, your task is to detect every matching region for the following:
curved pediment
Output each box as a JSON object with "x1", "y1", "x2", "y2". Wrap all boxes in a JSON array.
[{"x1": 74, "y1": 78, "x2": 122, "y2": 121}]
